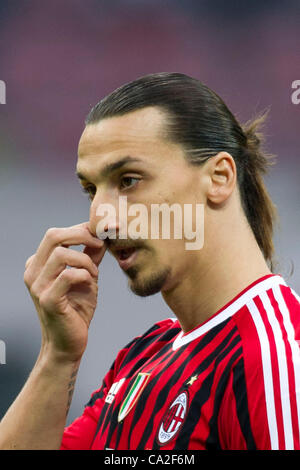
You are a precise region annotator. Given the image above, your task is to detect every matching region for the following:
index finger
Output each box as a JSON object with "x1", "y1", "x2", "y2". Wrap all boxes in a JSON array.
[{"x1": 30, "y1": 222, "x2": 103, "y2": 277}]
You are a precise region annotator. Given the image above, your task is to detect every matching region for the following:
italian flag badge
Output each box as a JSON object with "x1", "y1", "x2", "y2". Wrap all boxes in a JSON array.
[{"x1": 118, "y1": 372, "x2": 150, "y2": 422}]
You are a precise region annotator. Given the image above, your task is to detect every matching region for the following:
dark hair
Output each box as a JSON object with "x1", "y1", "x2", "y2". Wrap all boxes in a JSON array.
[{"x1": 86, "y1": 72, "x2": 277, "y2": 270}]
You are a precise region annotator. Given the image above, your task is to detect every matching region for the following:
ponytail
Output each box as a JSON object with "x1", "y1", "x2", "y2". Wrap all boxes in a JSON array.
[{"x1": 239, "y1": 112, "x2": 278, "y2": 271}]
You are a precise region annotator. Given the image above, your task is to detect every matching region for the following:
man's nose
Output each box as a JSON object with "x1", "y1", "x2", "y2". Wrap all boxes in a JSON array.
[{"x1": 89, "y1": 195, "x2": 120, "y2": 241}]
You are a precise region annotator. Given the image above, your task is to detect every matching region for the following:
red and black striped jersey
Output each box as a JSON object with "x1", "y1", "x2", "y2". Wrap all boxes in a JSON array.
[{"x1": 60, "y1": 274, "x2": 300, "y2": 450}]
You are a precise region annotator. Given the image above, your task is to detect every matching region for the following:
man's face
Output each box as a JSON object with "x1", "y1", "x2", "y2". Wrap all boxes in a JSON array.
[{"x1": 76, "y1": 106, "x2": 205, "y2": 297}]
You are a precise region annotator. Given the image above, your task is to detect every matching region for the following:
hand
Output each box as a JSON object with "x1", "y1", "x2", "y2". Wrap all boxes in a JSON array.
[{"x1": 24, "y1": 222, "x2": 107, "y2": 363}]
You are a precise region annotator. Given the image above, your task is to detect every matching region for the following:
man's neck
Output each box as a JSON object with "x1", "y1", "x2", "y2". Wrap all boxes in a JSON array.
[{"x1": 161, "y1": 229, "x2": 272, "y2": 333}]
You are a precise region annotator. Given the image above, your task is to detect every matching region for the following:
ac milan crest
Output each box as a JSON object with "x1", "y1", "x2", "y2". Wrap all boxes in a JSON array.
[{"x1": 156, "y1": 390, "x2": 189, "y2": 446}]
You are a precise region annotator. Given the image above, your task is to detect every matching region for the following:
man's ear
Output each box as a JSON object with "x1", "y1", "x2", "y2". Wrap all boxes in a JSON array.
[{"x1": 206, "y1": 152, "x2": 237, "y2": 204}]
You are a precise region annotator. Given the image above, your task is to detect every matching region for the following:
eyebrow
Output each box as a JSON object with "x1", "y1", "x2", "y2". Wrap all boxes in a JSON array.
[{"x1": 76, "y1": 156, "x2": 144, "y2": 182}]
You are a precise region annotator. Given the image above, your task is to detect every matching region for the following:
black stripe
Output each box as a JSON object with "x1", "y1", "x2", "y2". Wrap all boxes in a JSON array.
[
  {"x1": 130, "y1": 328, "x2": 182, "y2": 375},
  {"x1": 86, "y1": 339, "x2": 135, "y2": 409},
  {"x1": 103, "y1": 375, "x2": 135, "y2": 445},
  {"x1": 101, "y1": 334, "x2": 179, "y2": 446},
  {"x1": 158, "y1": 327, "x2": 182, "y2": 343},
  {"x1": 139, "y1": 319, "x2": 234, "y2": 449},
  {"x1": 205, "y1": 345, "x2": 243, "y2": 449},
  {"x1": 84, "y1": 388, "x2": 104, "y2": 408},
  {"x1": 90, "y1": 323, "x2": 177, "y2": 447},
  {"x1": 127, "y1": 347, "x2": 185, "y2": 449},
  {"x1": 172, "y1": 331, "x2": 241, "y2": 449},
  {"x1": 123, "y1": 344, "x2": 183, "y2": 445},
  {"x1": 118, "y1": 325, "x2": 180, "y2": 373},
  {"x1": 232, "y1": 357, "x2": 257, "y2": 449},
  {"x1": 99, "y1": 345, "x2": 176, "y2": 448},
  {"x1": 92, "y1": 404, "x2": 111, "y2": 448},
  {"x1": 96, "y1": 317, "x2": 234, "y2": 449},
  {"x1": 103, "y1": 348, "x2": 175, "y2": 448}
]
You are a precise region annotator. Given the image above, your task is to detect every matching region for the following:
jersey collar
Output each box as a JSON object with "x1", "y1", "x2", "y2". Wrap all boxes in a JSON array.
[{"x1": 172, "y1": 274, "x2": 287, "y2": 350}]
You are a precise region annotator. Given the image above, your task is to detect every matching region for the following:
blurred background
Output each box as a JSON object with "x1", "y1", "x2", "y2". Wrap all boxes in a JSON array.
[{"x1": 0, "y1": 0, "x2": 299, "y2": 426}]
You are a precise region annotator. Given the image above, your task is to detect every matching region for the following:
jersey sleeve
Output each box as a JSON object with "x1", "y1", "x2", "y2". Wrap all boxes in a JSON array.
[
  {"x1": 218, "y1": 353, "x2": 300, "y2": 450},
  {"x1": 219, "y1": 288, "x2": 300, "y2": 451}
]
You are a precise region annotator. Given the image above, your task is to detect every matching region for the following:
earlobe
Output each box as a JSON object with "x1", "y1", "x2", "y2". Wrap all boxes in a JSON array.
[{"x1": 207, "y1": 152, "x2": 236, "y2": 204}]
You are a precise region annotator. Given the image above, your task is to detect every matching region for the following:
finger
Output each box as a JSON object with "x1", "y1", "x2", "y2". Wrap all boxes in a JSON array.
[
  {"x1": 58, "y1": 222, "x2": 98, "y2": 248},
  {"x1": 39, "y1": 268, "x2": 94, "y2": 313},
  {"x1": 32, "y1": 246, "x2": 99, "y2": 292},
  {"x1": 25, "y1": 254, "x2": 36, "y2": 270},
  {"x1": 83, "y1": 241, "x2": 107, "y2": 268},
  {"x1": 30, "y1": 223, "x2": 103, "y2": 279}
]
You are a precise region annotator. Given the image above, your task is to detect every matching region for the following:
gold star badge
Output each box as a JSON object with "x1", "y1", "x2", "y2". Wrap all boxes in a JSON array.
[{"x1": 187, "y1": 375, "x2": 198, "y2": 386}]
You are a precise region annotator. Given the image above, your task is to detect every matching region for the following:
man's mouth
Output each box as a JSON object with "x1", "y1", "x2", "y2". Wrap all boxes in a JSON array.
[
  {"x1": 113, "y1": 246, "x2": 140, "y2": 270},
  {"x1": 117, "y1": 247, "x2": 136, "y2": 260}
]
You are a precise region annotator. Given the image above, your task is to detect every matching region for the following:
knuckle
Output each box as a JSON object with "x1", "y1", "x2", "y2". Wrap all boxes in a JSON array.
[
  {"x1": 62, "y1": 267, "x2": 90, "y2": 282},
  {"x1": 45, "y1": 227, "x2": 60, "y2": 243},
  {"x1": 25, "y1": 254, "x2": 35, "y2": 269},
  {"x1": 60, "y1": 267, "x2": 75, "y2": 281},
  {"x1": 60, "y1": 267, "x2": 91, "y2": 284},
  {"x1": 23, "y1": 271, "x2": 31, "y2": 287},
  {"x1": 83, "y1": 252, "x2": 94, "y2": 266},
  {"x1": 39, "y1": 291, "x2": 51, "y2": 309},
  {"x1": 53, "y1": 245, "x2": 66, "y2": 258},
  {"x1": 29, "y1": 281, "x2": 40, "y2": 299},
  {"x1": 82, "y1": 269, "x2": 92, "y2": 282}
]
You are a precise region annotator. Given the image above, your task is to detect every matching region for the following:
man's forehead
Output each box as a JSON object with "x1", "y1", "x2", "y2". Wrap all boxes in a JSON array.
[{"x1": 78, "y1": 106, "x2": 167, "y2": 158}]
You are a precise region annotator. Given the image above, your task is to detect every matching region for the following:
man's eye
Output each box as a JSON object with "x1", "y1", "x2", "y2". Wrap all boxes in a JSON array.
[
  {"x1": 120, "y1": 176, "x2": 140, "y2": 190},
  {"x1": 81, "y1": 186, "x2": 95, "y2": 200}
]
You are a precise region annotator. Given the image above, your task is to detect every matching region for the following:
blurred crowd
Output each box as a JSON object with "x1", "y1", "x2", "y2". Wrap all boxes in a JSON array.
[{"x1": 0, "y1": 0, "x2": 299, "y2": 170}]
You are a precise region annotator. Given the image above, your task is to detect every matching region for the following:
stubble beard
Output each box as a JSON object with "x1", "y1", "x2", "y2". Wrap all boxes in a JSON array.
[{"x1": 126, "y1": 264, "x2": 171, "y2": 297}]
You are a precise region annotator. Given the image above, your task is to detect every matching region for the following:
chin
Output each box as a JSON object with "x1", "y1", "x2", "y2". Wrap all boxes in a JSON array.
[{"x1": 127, "y1": 265, "x2": 171, "y2": 297}]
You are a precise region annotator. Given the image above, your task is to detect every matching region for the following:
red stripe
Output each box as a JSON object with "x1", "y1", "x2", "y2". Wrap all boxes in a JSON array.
[
  {"x1": 272, "y1": 286, "x2": 300, "y2": 448},
  {"x1": 253, "y1": 294, "x2": 285, "y2": 449},
  {"x1": 191, "y1": 333, "x2": 241, "y2": 449},
  {"x1": 218, "y1": 369, "x2": 247, "y2": 449},
  {"x1": 233, "y1": 305, "x2": 271, "y2": 448},
  {"x1": 119, "y1": 319, "x2": 238, "y2": 449}
]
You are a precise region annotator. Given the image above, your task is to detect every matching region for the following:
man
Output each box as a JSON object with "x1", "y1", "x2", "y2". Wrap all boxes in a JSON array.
[{"x1": 0, "y1": 72, "x2": 299, "y2": 450}]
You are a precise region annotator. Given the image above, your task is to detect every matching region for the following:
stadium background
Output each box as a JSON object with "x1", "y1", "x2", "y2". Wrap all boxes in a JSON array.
[{"x1": 0, "y1": 0, "x2": 299, "y2": 426}]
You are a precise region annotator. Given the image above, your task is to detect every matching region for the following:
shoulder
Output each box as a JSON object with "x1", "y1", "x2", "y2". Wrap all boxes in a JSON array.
[
  {"x1": 223, "y1": 282, "x2": 300, "y2": 449},
  {"x1": 131, "y1": 317, "x2": 180, "y2": 344},
  {"x1": 113, "y1": 317, "x2": 181, "y2": 370},
  {"x1": 232, "y1": 281, "x2": 300, "y2": 364},
  {"x1": 224, "y1": 280, "x2": 300, "y2": 413},
  {"x1": 84, "y1": 317, "x2": 180, "y2": 408}
]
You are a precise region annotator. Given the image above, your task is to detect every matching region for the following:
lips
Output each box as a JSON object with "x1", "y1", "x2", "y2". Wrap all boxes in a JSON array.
[
  {"x1": 113, "y1": 246, "x2": 139, "y2": 270},
  {"x1": 117, "y1": 247, "x2": 136, "y2": 260}
]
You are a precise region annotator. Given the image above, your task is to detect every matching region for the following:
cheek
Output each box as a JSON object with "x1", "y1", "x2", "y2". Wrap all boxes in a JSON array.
[{"x1": 156, "y1": 238, "x2": 187, "y2": 262}]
